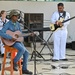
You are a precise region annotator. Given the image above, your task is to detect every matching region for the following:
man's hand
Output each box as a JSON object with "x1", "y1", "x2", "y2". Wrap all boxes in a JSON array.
[
  {"x1": 58, "y1": 22, "x2": 63, "y2": 27},
  {"x1": 30, "y1": 32, "x2": 39, "y2": 36},
  {"x1": 30, "y1": 33, "x2": 34, "y2": 36},
  {"x1": 55, "y1": 21, "x2": 63, "y2": 26},
  {"x1": 11, "y1": 38, "x2": 17, "y2": 42},
  {"x1": 55, "y1": 21, "x2": 60, "y2": 26}
]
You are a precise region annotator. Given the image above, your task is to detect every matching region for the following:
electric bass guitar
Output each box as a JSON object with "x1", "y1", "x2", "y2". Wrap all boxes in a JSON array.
[
  {"x1": 1, "y1": 30, "x2": 39, "y2": 46},
  {"x1": 50, "y1": 16, "x2": 75, "y2": 31}
]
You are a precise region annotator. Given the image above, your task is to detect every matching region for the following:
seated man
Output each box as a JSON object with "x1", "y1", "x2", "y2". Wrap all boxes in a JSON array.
[{"x1": 0, "y1": 10, "x2": 32, "y2": 74}]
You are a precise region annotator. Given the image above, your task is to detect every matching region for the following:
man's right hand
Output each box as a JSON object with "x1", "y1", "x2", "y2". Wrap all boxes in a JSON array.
[
  {"x1": 55, "y1": 21, "x2": 63, "y2": 26},
  {"x1": 55, "y1": 21, "x2": 59, "y2": 26},
  {"x1": 11, "y1": 38, "x2": 17, "y2": 42}
]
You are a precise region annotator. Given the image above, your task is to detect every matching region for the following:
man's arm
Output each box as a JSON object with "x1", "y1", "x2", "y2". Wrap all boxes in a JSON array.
[
  {"x1": 0, "y1": 23, "x2": 12, "y2": 40},
  {"x1": 51, "y1": 12, "x2": 57, "y2": 24}
]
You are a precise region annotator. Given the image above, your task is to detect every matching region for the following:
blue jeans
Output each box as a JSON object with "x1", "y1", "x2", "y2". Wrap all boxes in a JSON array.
[{"x1": 13, "y1": 42, "x2": 29, "y2": 70}]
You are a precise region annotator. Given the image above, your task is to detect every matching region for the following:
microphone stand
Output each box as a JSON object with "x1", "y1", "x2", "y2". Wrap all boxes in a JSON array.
[{"x1": 33, "y1": 34, "x2": 37, "y2": 75}]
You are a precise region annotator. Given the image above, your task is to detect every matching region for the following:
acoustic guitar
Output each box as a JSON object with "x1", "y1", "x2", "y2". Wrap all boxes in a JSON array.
[{"x1": 2, "y1": 30, "x2": 38, "y2": 46}]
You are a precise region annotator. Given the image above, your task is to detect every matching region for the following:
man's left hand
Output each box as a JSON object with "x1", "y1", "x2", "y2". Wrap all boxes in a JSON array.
[{"x1": 30, "y1": 33, "x2": 34, "y2": 36}]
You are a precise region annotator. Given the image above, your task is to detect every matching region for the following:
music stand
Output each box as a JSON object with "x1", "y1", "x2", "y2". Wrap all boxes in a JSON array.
[
  {"x1": 30, "y1": 31, "x2": 53, "y2": 75},
  {"x1": 40, "y1": 32, "x2": 53, "y2": 56},
  {"x1": 31, "y1": 28, "x2": 53, "y2": 60}
]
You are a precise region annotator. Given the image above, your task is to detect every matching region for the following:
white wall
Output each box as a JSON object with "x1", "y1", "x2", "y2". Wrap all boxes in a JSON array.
[{"x1": 0, "y1": 1, "x2": 75, "y2": 42}]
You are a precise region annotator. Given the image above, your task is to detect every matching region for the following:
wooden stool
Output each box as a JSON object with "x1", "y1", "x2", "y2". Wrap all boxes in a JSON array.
[{"x1": 1, "y1": 45, "x2": 22, "y2": 75}]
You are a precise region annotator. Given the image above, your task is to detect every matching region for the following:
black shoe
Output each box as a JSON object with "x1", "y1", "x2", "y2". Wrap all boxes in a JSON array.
[
  {"x1": 60, "y1": 59, "x2": 68, "y2": 61},
  {"x1": 52, "y1": 59, "x2": 59, "y2": 62},
  {"x1": 1, "y1": 54, "x2": 4, "y2": 57},
  {"x1": 13, "y1": 62, "x2": 18, "y2": 71},
  {"x1": 0, "y1": 51, "x2": 1, "y2": 54},
  {"x1": 22, "y1": 70, "x2": 33, "y2": 74}
]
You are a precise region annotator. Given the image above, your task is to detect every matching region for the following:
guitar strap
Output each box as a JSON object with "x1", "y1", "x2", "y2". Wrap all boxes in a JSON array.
[{"x1": 58, "y1": 11, "x2": 66, "y2": 20}]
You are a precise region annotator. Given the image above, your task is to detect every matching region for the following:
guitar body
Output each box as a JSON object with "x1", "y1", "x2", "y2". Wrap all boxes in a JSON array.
[
  {"x1": 50, "y1": 18, "x2": 64, "y2": 31},
  {"x1": 50, "y1": 24, "x2": 61, "y2": 31},
  {"x1": 2, "y1": 30, "x2": 24, "y2": 46}
]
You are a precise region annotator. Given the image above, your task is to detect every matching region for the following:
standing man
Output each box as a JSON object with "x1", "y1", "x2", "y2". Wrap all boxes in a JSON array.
[
  {"x1": 0, "y1": 10, "x2": 9, "y2": 57},
  {"x1": 0, "y1": 10, "x2": 32, "y2": 74},
  {"x1": 51, "y1": 3, "x2": 70, "y2": 61}
]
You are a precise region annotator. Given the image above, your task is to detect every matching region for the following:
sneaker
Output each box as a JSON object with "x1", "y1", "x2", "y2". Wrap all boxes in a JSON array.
[
  {"x1": 52, "y1": 59, "x2": 59, "y2": 62},
  {"x1": 60, "y1": 59, "x2": 68, "y2": 61},
  {"x1": 13, "y1": 62, "x2": 18, "y2": 71},
  {"x1": 22, "y1": 69, "x2": 33, "y2": 74}
]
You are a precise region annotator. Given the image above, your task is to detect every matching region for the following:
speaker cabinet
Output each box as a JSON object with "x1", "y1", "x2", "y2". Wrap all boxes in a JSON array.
[{"x1": 24, "y1": 13, "x2": 43, "y2": 42}]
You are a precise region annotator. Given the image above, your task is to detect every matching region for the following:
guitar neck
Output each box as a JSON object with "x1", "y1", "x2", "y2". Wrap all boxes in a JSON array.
[
  {"x1": 19, "y1": 33, "x2": 31, "y2": 37},
  {"x1": 62, "y1": 16, "x2": 75, "y2": 23}
]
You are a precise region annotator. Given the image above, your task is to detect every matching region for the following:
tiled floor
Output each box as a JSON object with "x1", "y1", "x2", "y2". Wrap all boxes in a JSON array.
[{"x1": 0, "y1": 43, "x2": 75, "y2": 75}]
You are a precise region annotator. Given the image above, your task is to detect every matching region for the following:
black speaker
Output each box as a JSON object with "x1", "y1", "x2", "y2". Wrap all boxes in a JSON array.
[
  {"x1": 24, "y1": 13, "x2": 43, "y2": 42},
  {"x1": 66, "y1": 42, "x2": 72, "y2": 49},
  {"x1": 72, "y1": 41, "x2": 75, "y2": 50}
]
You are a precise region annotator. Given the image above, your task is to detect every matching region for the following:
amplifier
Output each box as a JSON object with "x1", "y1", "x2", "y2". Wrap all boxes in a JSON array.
[{"x1": 72, "y1": 41, "x2": 75, "y2": 50}]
